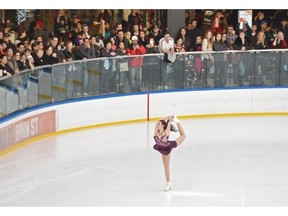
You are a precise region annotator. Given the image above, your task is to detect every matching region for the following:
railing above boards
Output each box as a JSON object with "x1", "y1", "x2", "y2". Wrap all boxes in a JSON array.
[{"x1": 1, "y1": 48, "x2": 288, "y2": 118}]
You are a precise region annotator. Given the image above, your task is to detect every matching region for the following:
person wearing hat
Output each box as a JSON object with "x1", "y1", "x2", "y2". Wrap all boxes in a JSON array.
[
  {"x1": 260, "y1": 20, "x2": 274, "y2": 48},
  {"x1": 126, "y1": 35, "x2": 146, "y2": 92},
  {"x1": 32, "y1": 20, "x2": 49, "y2": 46}
]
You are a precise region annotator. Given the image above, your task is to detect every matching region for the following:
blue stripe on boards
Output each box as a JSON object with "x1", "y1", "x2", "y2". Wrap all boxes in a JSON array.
[{"x1": 1, "y1": 86, "x2": 288, "y2": 124}]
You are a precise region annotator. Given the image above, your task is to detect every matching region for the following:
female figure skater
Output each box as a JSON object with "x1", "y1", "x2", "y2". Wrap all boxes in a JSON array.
[{"x1": 153, "y1": 115, "x2": 186, "y2": 191}]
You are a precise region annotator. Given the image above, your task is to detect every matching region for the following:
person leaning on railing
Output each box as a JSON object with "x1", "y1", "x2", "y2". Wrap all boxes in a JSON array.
[
  {"x1": 213, "y1": 32, "x2": 228, "y2": 87},
  {"x1": 100, "y1": 40, "x2": 116, "y2": 93},
  {"x1": 254, "y1": 31, "x2": 268, "y2": 85},
  {"x1": 145, "y1": 38, "x2": 161, "y2": 90},
  {"x1": 201, "y1": 29, "x2": 214, "y2": 87},
  {"x1": 158, "y1": 32, "x2": 175, "y2": 90},
  {"x1": 126, "y1": 35, "x2": 146, "y2": 92},
  {"x1": 173, "y1": 37, "x2": 186, "y2": 89},
  {"x1": 233, "y1": 30, "x2": 252, "y2": 86},
  {"x1": 116, "y1": 41, "x2": 129, "y2": 93}
]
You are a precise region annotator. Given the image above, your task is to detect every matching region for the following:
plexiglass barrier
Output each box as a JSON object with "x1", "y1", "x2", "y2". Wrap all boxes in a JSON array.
[{"x1": 1, "y1": 49, "x2": 288, "y2": 117}]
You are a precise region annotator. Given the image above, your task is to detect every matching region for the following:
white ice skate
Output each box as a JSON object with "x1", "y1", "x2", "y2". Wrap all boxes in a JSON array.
[
  {"x1": 173, "y1": 114, "x2": 180, "y2": 124},
  {"x1": 165, "y1": 181, "x2": 171, "y2": 192}
]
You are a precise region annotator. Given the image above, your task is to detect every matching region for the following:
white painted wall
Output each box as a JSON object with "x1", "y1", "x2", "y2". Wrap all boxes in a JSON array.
[
  {"x1": 57, "y1": 95, "x2": 147, "y2": 130},
  {"x1": 1, "y1": 88, "x2": 288, "y2": 133}
]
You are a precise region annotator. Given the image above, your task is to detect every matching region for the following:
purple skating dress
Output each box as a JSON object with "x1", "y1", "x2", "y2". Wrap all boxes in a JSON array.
[{"x1": 153, "y1": 134, "x2": 177, "y2": 155}]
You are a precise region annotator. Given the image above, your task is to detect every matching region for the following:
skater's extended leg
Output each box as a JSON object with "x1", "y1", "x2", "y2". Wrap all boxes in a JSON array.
[{"x1": 173, "y1": 115, "x2": 186, "y2": 146}]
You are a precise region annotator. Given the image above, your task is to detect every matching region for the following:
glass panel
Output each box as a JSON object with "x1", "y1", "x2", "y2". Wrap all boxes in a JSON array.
[
  {"x1": 18, "y1": 72, "x2": 28, "y2": 109},
  {"x1": 143, "y1": 54, "x2": 162, "y2": 91},
  {"x1": 173, "y1": 53, "x2": 185, "y2": 89},
  {"x1": 280, "y1": 51, "x2": 288, "y2": 86},
  {"x1": 38, "y1": 66, "x2": 52, "y2": 105},
  {"x1": 3, "y1": 76, "x2": 19, "y2": 115},
  {"x1": 0, "y1": 78, "x2": 7, "y2": 117},
  {"x1": 125, "y1": 55, "x2": 145, "y2": 93},
  {"x1": 27, "y1": 68, "x2": 40, "y2": 107},
  {"x1": 202, "y1": 52, "x2": 214, "y2": 88},
  {"x1": 252, "y1": 51, "x2": 277, "y2": 86},
  {"x1": 228, "y1": 52, "x2": 253, "y2": 87},
  {"x1": 71, "y1": 61, "x2": 84, "y2": 98},
  {"x1": 115, "y1": 57, "x2": 130, "y2": 93},
  {"x1": 265, "y1": 51, "x2": 281, "y2": 86},
  {"x1": 211, "y1": 52, "x2": 228, "y2": 87},
  {"x1": 86, "y1": 59, "x2": 101, "y2": 96},
  {"x1": 1, "y1": 49, "x2": 288, "y2": 121},
  {"x1": 52, "y1": 64, "x2": 67, "y2": 102}
]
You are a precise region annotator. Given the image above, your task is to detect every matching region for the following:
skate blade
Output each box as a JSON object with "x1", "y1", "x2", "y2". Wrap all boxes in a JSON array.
[{"x1": 165, "y1": 187, "x2": 171, "y2": 192}]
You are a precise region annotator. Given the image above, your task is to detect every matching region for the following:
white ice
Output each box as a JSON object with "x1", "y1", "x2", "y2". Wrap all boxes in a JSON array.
[{"x1": 0, "y1": 116, "x2": 288, "y2": 206}]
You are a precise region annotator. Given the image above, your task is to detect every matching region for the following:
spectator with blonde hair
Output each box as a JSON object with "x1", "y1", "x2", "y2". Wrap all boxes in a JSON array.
[
  {"x1": 272, "y1": 31, "x2": 287, "y2": 49},
  {"x1": 254, "y1": 31, "x2": 268, "y2": 85},
  {"x1": 201, "y1": 29, "x2": 214, "y2": 87}
]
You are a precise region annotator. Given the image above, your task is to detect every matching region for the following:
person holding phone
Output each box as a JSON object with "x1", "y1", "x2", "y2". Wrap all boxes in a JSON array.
[
  {"x1": 272, "y1": 31, "x2": 287, "y2": 49},
  {"x1": 126, "y1": 35, "x2": 146, "y2": 92}
]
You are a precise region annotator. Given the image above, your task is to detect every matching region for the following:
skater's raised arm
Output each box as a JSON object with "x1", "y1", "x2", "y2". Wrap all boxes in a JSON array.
[
  {"x1": 153, "y1": 121, "x2": 158, "y2": 136},
  {"x1": 154, "y1": 116, "x2": 173, "y2": 136},
  {"x1": 165, "y1": 119, "x2": 172, "y2": 136}
]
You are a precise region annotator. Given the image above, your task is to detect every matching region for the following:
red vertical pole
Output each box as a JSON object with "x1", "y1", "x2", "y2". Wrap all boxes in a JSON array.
[{"x1": 147, "y1": 91, "x2": 150, "y2": 121}]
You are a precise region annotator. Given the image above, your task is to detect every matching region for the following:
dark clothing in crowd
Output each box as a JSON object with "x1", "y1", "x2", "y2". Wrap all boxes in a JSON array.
[
  {"x1": 187, "y1": 28, "x2": 202, "y2": 48},
  {"x1": 0, "y1": 64, "x2": 15, "y2": 76},
  {"x1": 78, "y1": 45, "x2": 95, "y2": 59},
  {"x1": 43, "y1": 54, "x2": 59, "y2": 65}
]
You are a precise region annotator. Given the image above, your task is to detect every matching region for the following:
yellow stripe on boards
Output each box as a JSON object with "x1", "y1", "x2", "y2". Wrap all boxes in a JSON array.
[
  {"x1": 0, "y1": 118, "x2": 147, "y2": 158},
  {"x1": 180, "y1": 112, "x2": 288, "y2": 119},
  {"x1": 1, "y1": 112, "x2": 288, "y2": 157}
]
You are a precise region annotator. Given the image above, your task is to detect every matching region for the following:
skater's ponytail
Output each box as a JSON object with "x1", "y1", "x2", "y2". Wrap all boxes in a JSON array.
[{"x1": 160, "y1": 120, "x2": 178, "y2": 132}]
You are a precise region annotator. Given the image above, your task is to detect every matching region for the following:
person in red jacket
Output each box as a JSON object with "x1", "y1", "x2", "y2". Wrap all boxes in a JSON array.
[{"x1": 126, "y1": 35, "x2": 146, "y2": 92}]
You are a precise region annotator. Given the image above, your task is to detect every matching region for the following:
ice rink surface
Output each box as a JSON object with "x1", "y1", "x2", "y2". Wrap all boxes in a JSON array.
[{"x1": 1, "y1": 116, "x2": 288, "y2": 206}]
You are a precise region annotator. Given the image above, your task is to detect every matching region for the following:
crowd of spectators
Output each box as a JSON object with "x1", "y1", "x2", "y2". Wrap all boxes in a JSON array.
[{"x1": 1, "y1": 9, "x2": 288, "y2": 90}]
